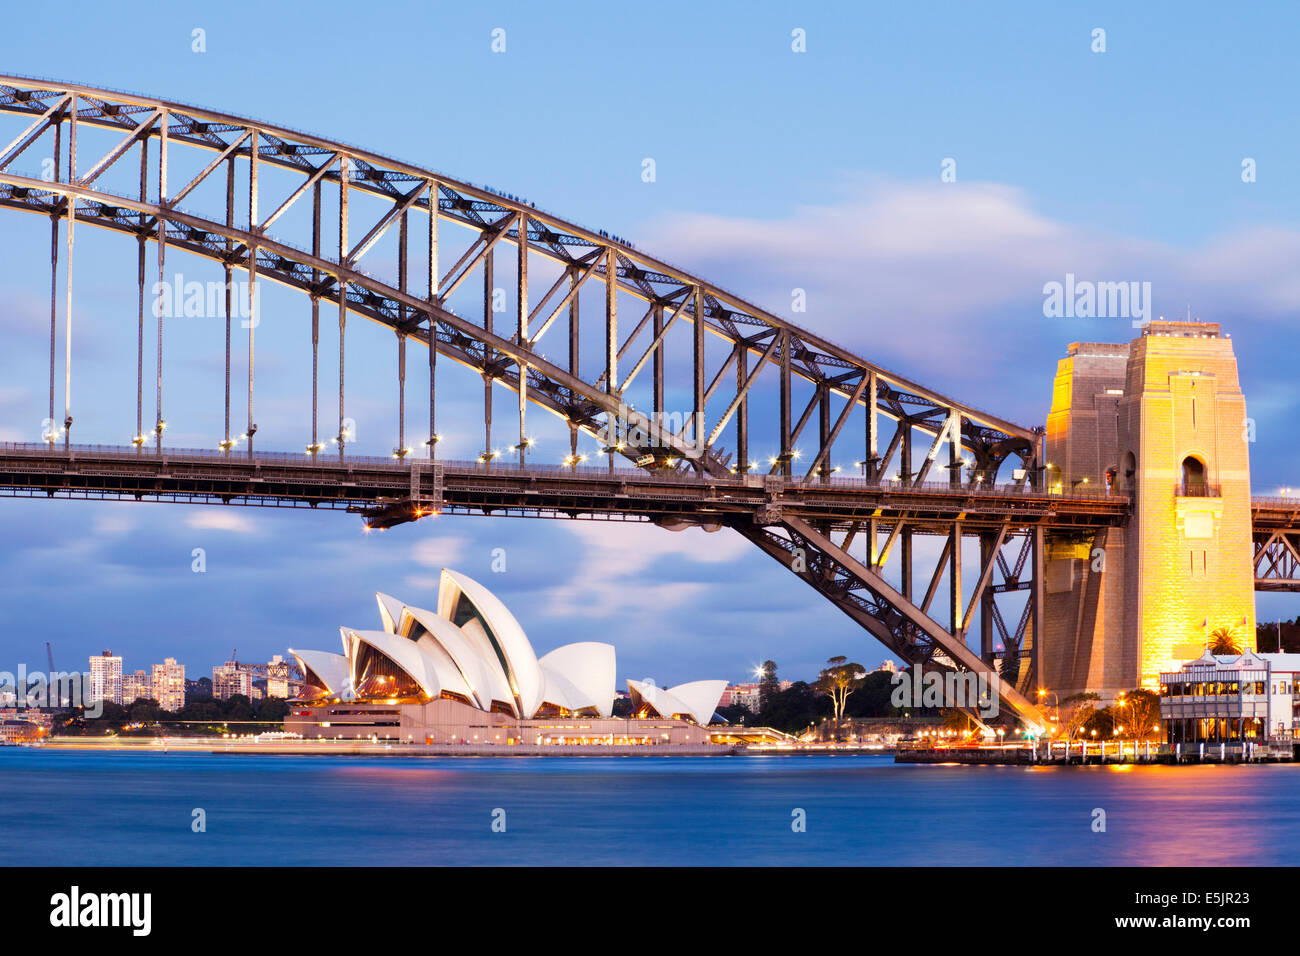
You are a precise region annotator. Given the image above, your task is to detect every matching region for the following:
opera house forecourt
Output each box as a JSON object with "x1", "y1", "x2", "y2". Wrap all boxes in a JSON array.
[{"x1": 285, "y1": 569, "x2": 729, "y2": 751}]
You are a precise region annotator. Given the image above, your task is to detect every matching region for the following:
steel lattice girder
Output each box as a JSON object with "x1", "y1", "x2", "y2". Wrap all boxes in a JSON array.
[
  {"x1": 0, "y1": 75, "x2": 1039, "y2": 483},
  {"x1": 1253, "y1": 530, "x2": 1300, "y2": 592}
]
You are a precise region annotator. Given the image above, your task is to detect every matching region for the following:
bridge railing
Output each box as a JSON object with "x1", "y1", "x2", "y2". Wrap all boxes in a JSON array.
[
  {"x1": 0, "y1": 442, "x2": 1128, "y2": 502},
  {"x1": 1251, "y1": 494, "x2": 1300, "y2": 507}
]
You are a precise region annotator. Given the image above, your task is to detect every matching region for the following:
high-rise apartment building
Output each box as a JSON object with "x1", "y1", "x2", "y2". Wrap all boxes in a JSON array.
[
  {"x1": 122, "y1": 669, "x2": 152, "y2": 704},
  {"x1": 152, "y1": 658, "x2": 186, "y2": 712},
  {"x1": 212, "y1": 662, "x2": 252, "y2": 701},
  {"x1": 88, "y1": 651, "x2": 123, "y2": 706}
]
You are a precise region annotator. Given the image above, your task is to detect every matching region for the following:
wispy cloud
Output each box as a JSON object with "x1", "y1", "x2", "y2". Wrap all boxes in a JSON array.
[
  {"x1": 643, "y1": 176, "x2": 1300, "y2": 388},
  {"x1": 544, "y1": 521, "x2": 751, "y2": 618},
  {"x1": 411, "y1": 534, "x2": 469, "y2": 569},
  {"x1": 185, "y1": 510, "x2": 259, "y2": 534}
]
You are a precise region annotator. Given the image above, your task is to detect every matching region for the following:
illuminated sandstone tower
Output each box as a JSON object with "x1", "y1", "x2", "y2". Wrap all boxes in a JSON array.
[{"x1": 1040, "y1": 321, "x2": 1255, "y2": 698}]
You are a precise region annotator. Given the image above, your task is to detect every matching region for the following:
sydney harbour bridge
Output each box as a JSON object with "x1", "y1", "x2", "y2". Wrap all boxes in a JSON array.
[{"x1": 1, "y1": 76, "x2": 1297, "y2": 729}]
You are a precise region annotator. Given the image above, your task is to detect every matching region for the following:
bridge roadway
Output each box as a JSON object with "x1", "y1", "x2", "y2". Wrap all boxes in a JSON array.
[{"x1": 0, "y1": 442, "x2": 1128, "y2": 532}]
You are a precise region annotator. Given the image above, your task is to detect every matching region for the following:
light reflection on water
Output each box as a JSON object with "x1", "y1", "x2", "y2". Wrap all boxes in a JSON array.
[{"x1": 1, "y1": 750, "x2": 1293, "y2": 866}]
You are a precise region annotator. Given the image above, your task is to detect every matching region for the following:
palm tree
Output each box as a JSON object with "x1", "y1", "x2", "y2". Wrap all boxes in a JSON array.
[{"x1": 1209, "y1": 626, "x2": 1242, "y2": 655}]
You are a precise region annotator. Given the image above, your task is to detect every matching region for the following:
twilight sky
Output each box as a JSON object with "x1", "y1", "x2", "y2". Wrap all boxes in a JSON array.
[{"x1": 1, "y1": 0, "x2": 1299, "y2": 685}]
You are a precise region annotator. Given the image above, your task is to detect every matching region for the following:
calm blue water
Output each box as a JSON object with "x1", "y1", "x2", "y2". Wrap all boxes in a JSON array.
[{"x1": 2, "y1": 749, "x2": 1295, "y2": 865}]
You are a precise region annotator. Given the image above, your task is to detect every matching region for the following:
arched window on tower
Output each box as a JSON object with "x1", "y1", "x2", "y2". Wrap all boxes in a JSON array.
[{"x1": 1181, "y1": 456, "x2": 1208, "y2": 496}]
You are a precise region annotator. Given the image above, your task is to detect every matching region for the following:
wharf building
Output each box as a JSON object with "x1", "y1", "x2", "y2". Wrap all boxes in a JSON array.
[
  {"x1": 1159, "y1": 650, "x2": 1300, "y2": 747},
  {"x1": 286, "y1": 569, "x2": 727, "y2": 748}
]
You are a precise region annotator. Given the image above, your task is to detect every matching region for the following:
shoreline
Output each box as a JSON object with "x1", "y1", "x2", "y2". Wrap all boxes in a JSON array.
[
  {"x1": 16, "y1": 737, "x2": 903, "y2": 758},
  {"x1": 26, "y1": 737, "x2": 738, "y2": 757}
]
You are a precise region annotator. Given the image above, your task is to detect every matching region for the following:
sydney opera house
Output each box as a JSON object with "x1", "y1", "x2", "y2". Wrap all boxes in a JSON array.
[{"x1": 285, "y1": 569, "x2": 728, "y2": 749}]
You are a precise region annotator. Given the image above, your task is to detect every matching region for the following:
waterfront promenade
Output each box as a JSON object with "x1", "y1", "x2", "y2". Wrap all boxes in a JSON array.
[{"x1": 896, "y1": 739, "x2": 1294, "y2": 765}]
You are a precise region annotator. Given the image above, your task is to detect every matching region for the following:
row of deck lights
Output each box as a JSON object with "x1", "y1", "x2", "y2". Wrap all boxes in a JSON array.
[{"x1": 110, "y1": 431, "x2": 997, "y2": 485}]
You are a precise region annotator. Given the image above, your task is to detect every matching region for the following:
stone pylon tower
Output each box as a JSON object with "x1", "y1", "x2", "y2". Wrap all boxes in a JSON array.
[{"x1": 1040, "y1": 321, "x2": 1255, "y2": 699}]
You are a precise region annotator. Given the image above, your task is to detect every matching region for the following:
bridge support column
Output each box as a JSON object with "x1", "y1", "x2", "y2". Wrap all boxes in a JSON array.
[
  {"x1": 980, "y1": 533, "x2": 996, "y2": 666},
  {"x1": 246, "y1": 128, "x2": 257, "y2": 458},
  {"x1": 337, "y1": 154, "x2": 348, "y2": 462},
  {"x1": 517, "y1": 212, "x2": 528, "y2": 468},
  {"x1": 427, "y1": 179, "x2": 439, "y2": 460},
  {"x1": 65, "y1": 94, "x2": 77, "y2": 452},
  {"x1": 46, "y1": 118, "x2": 61, "y2": 449},
  {"x1": 309, "y1": 179, "x2": 321, "y2": 457},
  {"x1": 779, "y1": 329, "x2": 791, "y2": 479}
]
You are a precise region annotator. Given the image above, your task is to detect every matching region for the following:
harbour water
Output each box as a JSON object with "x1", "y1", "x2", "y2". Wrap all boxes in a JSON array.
[{"x1": 3, "y1": 749, "x2": 1296, "y2": 866}]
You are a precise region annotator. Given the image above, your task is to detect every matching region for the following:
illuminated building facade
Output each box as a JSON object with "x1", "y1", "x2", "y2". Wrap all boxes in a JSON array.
[
  {"x1": 87, "y1": 651, "x2": 123, "y2": 706},
  {"x1": 212, "y1": 663, "x2": 253, "y2": 701},
  {"x1": 122, "y1": 670, "x2": 152, "y2": 704},
  {"x1": 285, "y1": 569, "x2": 727, "y2": 747},
  {"x1": 1042, "y1": 321, "x2": 1256, "y2": 698},
  {"x1": 151, "y1": 658, "x2": 186, "y2": 712}
]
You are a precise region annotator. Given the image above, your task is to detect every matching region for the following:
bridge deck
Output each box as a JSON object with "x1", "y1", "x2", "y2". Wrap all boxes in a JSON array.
[{"x1": 0, "y1": 442, "x2": 1128, "y2": 531}]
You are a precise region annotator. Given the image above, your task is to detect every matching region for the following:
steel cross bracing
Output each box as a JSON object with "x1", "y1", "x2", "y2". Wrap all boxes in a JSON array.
[
  {"x1": 0, "y1": 77, "x2": 1087, "y2": 726},
  {"x1": 736, "y1": 516, "x2": 1047, "y2": 725},
  {"x1": 1251, "y1": 499, "x2": 1300, "y2": 592}
]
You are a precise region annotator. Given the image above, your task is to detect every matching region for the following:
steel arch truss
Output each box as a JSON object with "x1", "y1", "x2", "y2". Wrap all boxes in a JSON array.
[
  {"x1": 1254, "y1": 530, "x2": 1300, "y2": 592},
  {"x1": 0, "y1": 76, "x2": 1039, "y2": 484},
  {"x1": 736, "y1": 514, "x2": 1046, "y2": 726}
]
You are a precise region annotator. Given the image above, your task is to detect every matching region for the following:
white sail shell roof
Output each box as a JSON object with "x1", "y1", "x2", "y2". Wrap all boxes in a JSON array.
[
  {"x1": 375, "y1": 592, "x2": 406, "y2": 635},
  {"x1": 436, "y1": 568, "x2": 543, "y2": 718},
  {"x1": 627, "y1": 680, "x2": 683, "y2": 721},
  {"x1": 627, "y1": 679, "x2": 725, "y2": 726},
  {"x1": 345, "y1": 628, "x2": 445, "y2": 700},
  {"x1": 288, "y1": 648, "x2": 352, "y2": 699},
  {"x1": 402, "y1": 605, "x2": 515, "y2": 714},
  {"x1": 664, "y1": 680, "x2": 728, "y2": 726},
  {"x1": 538, "y1": 642, "x2": 616, "y2": 717},
  {"x1": 411, "y1": 634, "x2": 475, "y2": 702},
  {"x1": 537, "y1": 666, "x2": 593, "y2": 714}
]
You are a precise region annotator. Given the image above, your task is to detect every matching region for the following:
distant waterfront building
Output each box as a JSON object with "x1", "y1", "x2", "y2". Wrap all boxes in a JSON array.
[
  {"x1": 266, "y1": 655, "x2": 290, "y2": 699},
  {"x1": 1159, "y1": 650, "x2": 1300, "y2": 745},
  {"x1": 720, "y1": 680, "x2": 791, "y2": 711},
  {"x1": 0, "y1": 720, "x2": 40, "y2": 744},
  {"x1": 875, "y1": 660, "x2": 898, "y2": 675},
  {"x1": 88, "y1": 651, "x2": 123, "y2": 706},
  {"x1": 212, "y1": 663, "x2": 252, "y2": 701},
  {"x1": 122, "y1": 669, "x2": 152, "y2": 704},
  {"x1": 0, "y1": 708, "x2": 53, "y2": 731},
  {"x1": 152, "y1": 658, "x2": 185, "y2": 712},
  {"x1": 721, "y1": 683, "x2": 761, "y2": 710}
]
